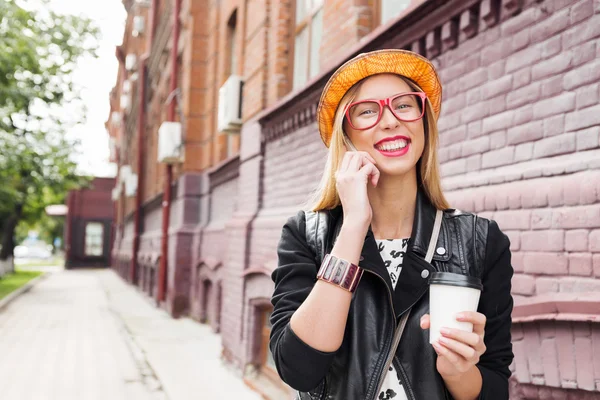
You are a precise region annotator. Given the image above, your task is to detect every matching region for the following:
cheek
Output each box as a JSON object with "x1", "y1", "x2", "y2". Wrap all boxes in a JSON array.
[{"x1": 412, "y1": 125, "x2": 426, "y2": 156}]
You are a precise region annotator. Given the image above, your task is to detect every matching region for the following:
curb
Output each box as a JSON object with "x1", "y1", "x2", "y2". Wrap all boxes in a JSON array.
[{"x1": 0, "y1": 272, "x2": 48, "y2": 312}]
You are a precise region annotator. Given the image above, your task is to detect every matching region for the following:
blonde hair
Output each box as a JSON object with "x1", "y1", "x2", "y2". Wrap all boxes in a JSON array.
[{"x1": 306, "y1": 75, "x2": 450, "y2": 212}]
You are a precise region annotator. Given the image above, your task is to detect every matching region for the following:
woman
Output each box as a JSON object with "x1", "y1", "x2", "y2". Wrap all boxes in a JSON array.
[{"x1": 270, "y1": 49, "x2": 514, "y2": 400}]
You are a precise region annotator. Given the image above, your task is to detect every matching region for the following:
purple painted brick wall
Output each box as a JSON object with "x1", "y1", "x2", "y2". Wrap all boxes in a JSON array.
[{"x1": 112, "y1": 0, "x2": 600, "y2": 398}]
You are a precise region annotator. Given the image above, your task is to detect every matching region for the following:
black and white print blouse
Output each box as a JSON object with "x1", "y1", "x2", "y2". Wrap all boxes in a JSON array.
[{"x1": 375, "y1": 238, "x2": 409, "y2": 400}]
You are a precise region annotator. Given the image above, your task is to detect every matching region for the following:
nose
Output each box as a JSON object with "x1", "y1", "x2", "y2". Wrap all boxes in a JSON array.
[{"x1": 379, "y1": 105, "x2": 400, "y2": 130}]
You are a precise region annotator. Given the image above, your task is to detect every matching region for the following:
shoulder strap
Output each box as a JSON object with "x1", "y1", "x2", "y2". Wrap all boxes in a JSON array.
[{"x1": 425, "y1": 209, "x2": 443, "y2": 264}]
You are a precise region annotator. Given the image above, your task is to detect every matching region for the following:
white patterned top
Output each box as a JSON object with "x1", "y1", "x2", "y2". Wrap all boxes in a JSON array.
[{"x1": 375, "y1": 238, "x2": 409, "y2": 400}]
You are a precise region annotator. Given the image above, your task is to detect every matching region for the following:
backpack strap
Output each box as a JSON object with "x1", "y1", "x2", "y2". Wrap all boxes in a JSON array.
[{"x1": 304, "y1": 210, "x2": 330, "y2": 264}]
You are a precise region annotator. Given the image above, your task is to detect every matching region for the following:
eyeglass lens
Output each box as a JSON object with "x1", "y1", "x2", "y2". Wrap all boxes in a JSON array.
[{"x1": 348, "y1": 94, "x2": 423, "y2": 130}]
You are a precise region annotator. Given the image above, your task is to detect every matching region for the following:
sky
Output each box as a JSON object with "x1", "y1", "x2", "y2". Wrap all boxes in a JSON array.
[{"x1": 48, "y1": 0, "x2": 127, "y2": 178}]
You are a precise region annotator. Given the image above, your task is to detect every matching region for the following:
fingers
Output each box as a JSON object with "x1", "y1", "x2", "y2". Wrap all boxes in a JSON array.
[
  {"x1": 420, "y1": 314, "x2": 430, "y2": 330},
  {"x1": 440, "y1": 328, "x2": 484, "y2": 350},
  {"x1": 432, "y1": 341, "x2": 475, "y2": 376},
  {"x1": 437, "y1": 335, "x2": 479, "y2": 361},
  {"x1": 359, "y1": 163, "x2": 380, "y2": 187},
  {"x1": 457, "y1": 311, "x2": 487, "y2": 335},
  {"x1": 340, "y1": 151, "x2": 376, "y2": 172}
]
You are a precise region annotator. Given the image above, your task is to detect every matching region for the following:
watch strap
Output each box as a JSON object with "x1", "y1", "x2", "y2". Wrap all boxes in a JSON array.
[{"x1": 317, "y1": 254, "x2": 363, "y2": 292}]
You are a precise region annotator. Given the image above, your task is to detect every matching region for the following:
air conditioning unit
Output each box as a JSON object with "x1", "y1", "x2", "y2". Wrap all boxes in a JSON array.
[
  {"x1": 125, "y1": 54, "x2": 137, "y2": 71},
  {"x1": 111, "y1": 186, "x2": 121, "y2": 201},
  {"x1": 120, "y1": 94, "x2": 131, "y2": 111},
  {"x1": 132, "y1": 16, "x2": 145, "y2": 37},
  {"x1": 158, "y1": 121, "x2": 184, "y2": 164},
  {"x1": 125, "y1": 173, "x2": 138, "y2": 197},
  {"x1": 218, "y1": 75, "x2": 244, "y2": 133},
  {"x1": 122, "y1": 79, "x2": 131, "y2": 93},
  {"x1": 120, "y1": 165, "x2": 132, "y2": 183},
  {"x1": 111, "y1": 111, "x2": 122, "y2": 125}
]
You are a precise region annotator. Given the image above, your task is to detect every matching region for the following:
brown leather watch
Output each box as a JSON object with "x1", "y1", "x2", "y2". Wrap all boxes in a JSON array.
[{"x1": 316, "y1": 254, "x2": 363, "y2": 292}]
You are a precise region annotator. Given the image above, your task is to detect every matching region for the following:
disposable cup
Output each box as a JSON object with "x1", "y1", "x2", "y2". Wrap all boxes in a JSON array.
[{"x1": 429, "y1": 272, "x2": 483, "y2": 344}]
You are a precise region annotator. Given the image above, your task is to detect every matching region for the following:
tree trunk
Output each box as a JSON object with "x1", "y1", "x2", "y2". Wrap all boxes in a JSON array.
[{"x1": 0, "y1": 204, "x2": 22, "y2": 261}]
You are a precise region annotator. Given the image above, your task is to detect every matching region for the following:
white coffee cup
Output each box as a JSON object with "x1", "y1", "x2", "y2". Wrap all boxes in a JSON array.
[{"x1": 428, "y1": 272, "x2": 483, "y2": 344}]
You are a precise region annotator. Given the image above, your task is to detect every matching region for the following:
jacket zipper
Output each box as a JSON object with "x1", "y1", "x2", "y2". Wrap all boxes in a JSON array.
[
  {"x1": 362, "y1": 269, "x2": 414, "y2": 400},
  {"x1": 395, "y1": 359, "x2": 416, "y2": 400},
  {"x1": 372, "y1": 309, "x2": 411, "y2": 399}
]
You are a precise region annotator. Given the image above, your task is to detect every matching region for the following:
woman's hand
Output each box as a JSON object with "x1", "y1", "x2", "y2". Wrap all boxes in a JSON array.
[
  {"x1": 335, "y1": 150, "x2": 380, "y2": 228},
  {"x1": 420, "y1": 312, "x2": 487, "y2": 380}
]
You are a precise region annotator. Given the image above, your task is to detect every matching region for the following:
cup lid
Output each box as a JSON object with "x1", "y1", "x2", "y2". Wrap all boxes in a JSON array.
[{"x1": 429, "y1": 272, "x2": 483, "y2": 291}]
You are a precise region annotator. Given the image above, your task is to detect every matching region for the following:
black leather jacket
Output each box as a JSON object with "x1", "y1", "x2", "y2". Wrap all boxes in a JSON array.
[{"x1": 270, "y1": 191, "x2": 514, "y2": 400}]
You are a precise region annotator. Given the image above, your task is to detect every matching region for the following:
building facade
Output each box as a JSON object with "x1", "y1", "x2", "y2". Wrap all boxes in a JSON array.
[
  {"x1": 64, "y1": 177, "x2": 116, "y2": 268},
  {"x1": 107, "y1": 0, "x2": 600, "y2": 398}
]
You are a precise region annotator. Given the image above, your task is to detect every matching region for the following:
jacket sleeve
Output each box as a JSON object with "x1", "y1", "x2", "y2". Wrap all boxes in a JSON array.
[
  {"x1": 269, "y1": 210, "x2": 337, "y2": 392},
  {"x1": 477, "y1": 220, "x2": 515, "y2": 400}
]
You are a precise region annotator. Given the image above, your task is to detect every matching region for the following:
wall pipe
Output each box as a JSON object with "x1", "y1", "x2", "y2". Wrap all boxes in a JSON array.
[
  {"x1": 158, "y1": 0, "x2": 181, "y2": 303},
  {"x1": 131, "y1": 0, "x2": 158, "y2": 285}
]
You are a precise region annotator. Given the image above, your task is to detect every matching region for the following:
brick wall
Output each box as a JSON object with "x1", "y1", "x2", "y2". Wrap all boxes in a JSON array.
[
  {"x1": 320, "y1": 0, "x2": 374, "y2": 69},
  {"x1": 109, "y1": 0, "x2": 600, "y2": 397},
  {"x1": 245, "y1": 0, "x2": 600, "y2": 397}
]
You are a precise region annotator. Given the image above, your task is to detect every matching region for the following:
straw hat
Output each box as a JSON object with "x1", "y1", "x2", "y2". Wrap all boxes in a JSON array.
[{"x1": 317, "y1": 49, "x2": 442, "y2": 147}]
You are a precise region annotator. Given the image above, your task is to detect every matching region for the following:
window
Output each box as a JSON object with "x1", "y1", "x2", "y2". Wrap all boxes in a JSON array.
[
  {"x1": 84, "y1": 222, "x2": 104, "y2": 256},
  {"x1": 227, "y1": 10, "x2": 238, "y2": 77},
  {"x1": 380, "y1": 0, "x2": 412, "y2": 24},
  {"x1": 260, "y1": 308, "x2": 277, "y2": 375},
  {"x1": 293, "y1": 0, "x2": 323, "y2": 90}
]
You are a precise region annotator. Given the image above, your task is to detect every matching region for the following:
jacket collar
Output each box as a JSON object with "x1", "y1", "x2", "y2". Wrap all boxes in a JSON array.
[
  {"x1": 330, "y1": 187, "x2": 450, "y2": 273},
  {"x1": 406, "y1": 188, "x2": 450, "y2": 262}
]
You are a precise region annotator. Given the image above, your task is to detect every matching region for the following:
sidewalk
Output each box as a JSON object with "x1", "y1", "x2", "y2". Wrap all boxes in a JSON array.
[
  {"x1": 0, "y1": 268, "x2": 263, "y2": 400},
  {"x1": 98, "y1": 269, "x2": 263, "y2": 400}
]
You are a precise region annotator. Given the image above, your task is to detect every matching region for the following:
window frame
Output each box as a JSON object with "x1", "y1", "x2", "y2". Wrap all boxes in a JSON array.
[
  {"x1": 84, "y1": 221, "x2": 105, "y2": 257},
  {"x1": 257, "y1": 306, "x2": 279, "y2": 382},
  {"x1": 291, "y1": 0, "x2": 324, "y2": 90}
]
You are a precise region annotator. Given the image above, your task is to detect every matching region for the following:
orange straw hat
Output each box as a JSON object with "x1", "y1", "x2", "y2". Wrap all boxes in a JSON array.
[{"x1": 317, "y1": 49, "x2": 442, "y2": 147}]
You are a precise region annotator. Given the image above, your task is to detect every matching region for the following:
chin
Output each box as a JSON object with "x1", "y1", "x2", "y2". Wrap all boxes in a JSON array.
[{"x1": 378, "y1": 163, "x2": 417, "y2": 178}]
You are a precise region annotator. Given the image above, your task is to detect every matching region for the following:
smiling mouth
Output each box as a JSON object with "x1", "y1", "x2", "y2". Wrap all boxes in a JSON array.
[{"x1": 375, "y1": 138, "x2": 410, "y2": 152}]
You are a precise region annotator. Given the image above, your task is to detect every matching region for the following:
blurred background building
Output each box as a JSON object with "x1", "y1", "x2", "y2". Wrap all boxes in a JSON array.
[
  {"x1": 64, "y1": 177, "x2": 116, "y2": 268},
  {"x1": 106, "y1": 0, "x2": 600, "y2": 398}
]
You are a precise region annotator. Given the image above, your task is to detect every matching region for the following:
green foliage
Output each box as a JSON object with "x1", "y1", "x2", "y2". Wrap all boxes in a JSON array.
[
  {"x1": 0, "y1": 0, "x2": 99, "y2": 258},
  {"x1": 0, "y1": 270, "x2": 43, "y2": 300}
]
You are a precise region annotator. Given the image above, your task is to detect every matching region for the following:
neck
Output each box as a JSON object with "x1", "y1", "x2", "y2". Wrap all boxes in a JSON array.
[{"x1": 368, "y1": 168, "x2": 418, "y2": 240}]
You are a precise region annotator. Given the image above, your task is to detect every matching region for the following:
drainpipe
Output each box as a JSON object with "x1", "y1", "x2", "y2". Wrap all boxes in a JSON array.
[
  {"x1": 131, "y1": 60, "x2": 146, "y2": 284},
  {"x1": 158, "y1": 0, "x2": 181, "y2": 303},
  {"x1": 131, "y1": 0, "x2": 159, "y2": 285}
]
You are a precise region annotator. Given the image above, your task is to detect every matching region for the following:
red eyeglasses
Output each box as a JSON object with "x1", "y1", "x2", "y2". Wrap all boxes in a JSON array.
[{"x1": 344, "y1": 92, "x2": 427, "y2": 130}]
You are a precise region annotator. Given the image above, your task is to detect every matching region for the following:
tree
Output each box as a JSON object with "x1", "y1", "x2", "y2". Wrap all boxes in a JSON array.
[{"x1": 0, "y1": 0, "x2": 99, "y2": 262}]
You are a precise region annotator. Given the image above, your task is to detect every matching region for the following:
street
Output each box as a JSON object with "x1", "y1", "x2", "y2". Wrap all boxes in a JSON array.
[{"x1": 0, "y1": 268, "x2": 262, "y2": 400}]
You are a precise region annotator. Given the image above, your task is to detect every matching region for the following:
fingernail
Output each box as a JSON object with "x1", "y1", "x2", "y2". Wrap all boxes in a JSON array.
[
  {"x1": 440, "y1": 327, "x2": 451, "y2": 335},
  {"x1": 456, "y1": 313, "x2": 465, "y2": 320}
]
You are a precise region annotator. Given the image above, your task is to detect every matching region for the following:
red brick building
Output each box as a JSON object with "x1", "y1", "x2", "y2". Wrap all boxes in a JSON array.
[
  {"x1": 64, "y1": 177, "x2": 116, "y2": 268},
  {"x1": 107, "y1": 0, "x2": 600, "y2": 398}
]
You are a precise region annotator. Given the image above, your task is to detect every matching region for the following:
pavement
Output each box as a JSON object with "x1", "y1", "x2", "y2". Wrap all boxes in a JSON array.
[{"x1": 0, "y1": 267, "x2": 263, "y2": 400}]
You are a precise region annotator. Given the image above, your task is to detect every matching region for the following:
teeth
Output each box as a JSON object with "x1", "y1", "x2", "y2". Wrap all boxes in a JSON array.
[{"x1": 377, "y1": 139, "x2": 408, "y2": 151}]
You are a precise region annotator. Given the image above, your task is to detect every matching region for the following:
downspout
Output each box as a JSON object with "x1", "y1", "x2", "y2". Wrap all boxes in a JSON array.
[
  {"x1": 131, "y1": 61, "x2": 146, "y2": 284},
  {"x1": 131, "y1": 0, "x2": 159, "y2": 285},
  {"x1": 158, "y1": 0, "x2": 181, "y2": 303}
]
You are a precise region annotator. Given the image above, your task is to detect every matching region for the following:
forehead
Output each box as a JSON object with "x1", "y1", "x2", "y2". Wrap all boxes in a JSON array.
[{"x1": 354, "y1": 74, "x2": 413, "y2": 100}]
